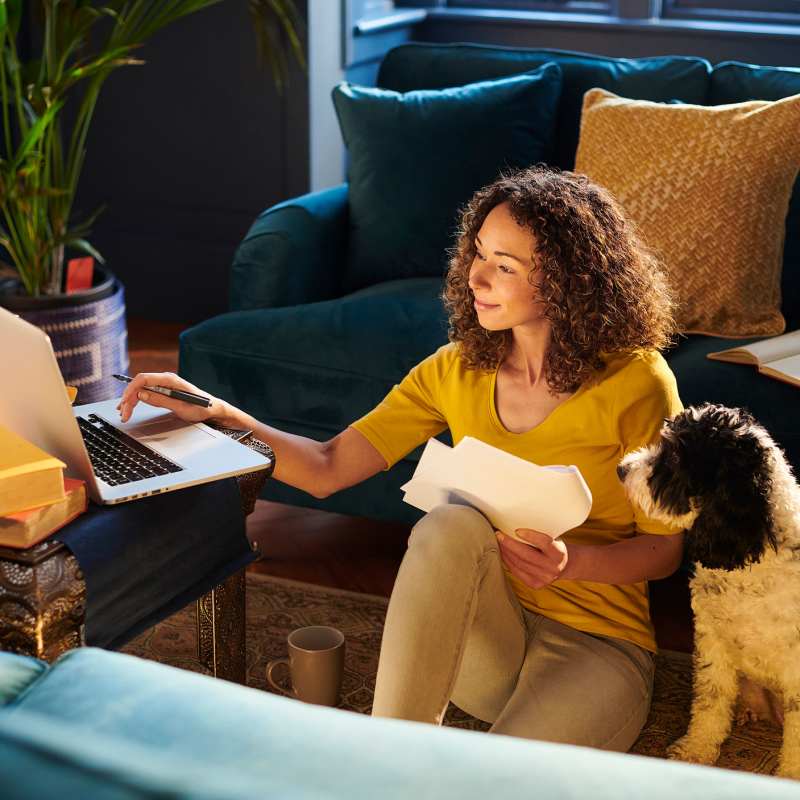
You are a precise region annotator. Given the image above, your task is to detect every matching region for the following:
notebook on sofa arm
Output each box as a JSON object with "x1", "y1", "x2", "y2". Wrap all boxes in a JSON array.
[{"x1": 707, "y1": 329, "x2": 800, "y2": 389}]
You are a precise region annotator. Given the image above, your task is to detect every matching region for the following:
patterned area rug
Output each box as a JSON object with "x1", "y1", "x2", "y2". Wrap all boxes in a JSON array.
[{"x1": 121, "y1": 573, "x2": 783, "y2": 776}]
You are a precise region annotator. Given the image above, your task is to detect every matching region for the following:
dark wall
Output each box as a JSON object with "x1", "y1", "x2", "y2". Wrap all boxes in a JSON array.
[{"x1": 75, "y1": 2, "x2": 309, "y2": 323}]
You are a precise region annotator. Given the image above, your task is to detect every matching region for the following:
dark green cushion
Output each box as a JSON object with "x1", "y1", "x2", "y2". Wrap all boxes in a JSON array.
[
  {"x1": 378, "y1": 43, "x2": 711, "y2": 171},
  {"x1": 331, "y1": 63, "x2": 563, "y2": 292},
  {"x1": 181, "y1": 278, "x2": 448, "y2": 434},
  {"x1": 709, "y1": 61, "x2": 800, "y2": 332}
]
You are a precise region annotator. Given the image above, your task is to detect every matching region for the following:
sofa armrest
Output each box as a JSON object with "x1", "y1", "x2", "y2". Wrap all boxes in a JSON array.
[
  {"x1": 230, "y1": 184, "x2": 349, "y2": 311},
  {"x1": 3, "y1": 648, "x2": 796, "y2": 799}
]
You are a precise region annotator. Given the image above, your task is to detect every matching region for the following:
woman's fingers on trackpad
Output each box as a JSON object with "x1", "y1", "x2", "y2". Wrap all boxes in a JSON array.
[{"x1": 118, "y1": 373, "x2": 157, "y2": 418}]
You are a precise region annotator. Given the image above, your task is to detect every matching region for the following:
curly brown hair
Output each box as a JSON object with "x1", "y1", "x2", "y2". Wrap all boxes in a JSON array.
[{"x1": 443, "y1": 165, "x2": 677, "y2": 395}]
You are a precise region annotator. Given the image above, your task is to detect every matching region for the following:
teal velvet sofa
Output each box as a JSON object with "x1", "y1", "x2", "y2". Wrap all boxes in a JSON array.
[
  {"x1": 1, "y1": 647, "x2": 797, "y2": 799},
  {"x1": 180, "y1": 43, "x2": 800, "y2": 526}
]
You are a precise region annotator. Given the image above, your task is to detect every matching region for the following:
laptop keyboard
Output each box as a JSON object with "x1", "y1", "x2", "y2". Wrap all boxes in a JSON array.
[{"x1": 77, "y1": 414, "x2": 184, "y2": 486}]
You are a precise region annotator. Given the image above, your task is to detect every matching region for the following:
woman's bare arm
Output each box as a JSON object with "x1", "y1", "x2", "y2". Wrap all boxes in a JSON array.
[
  {"x1": 562, "y1": 531, "x2": 685, "y2": 584},
  {"x1": 221, "y1": 406, "x2": 387, "y2": 499},
  {"x1": 118, "y1": 372, "x2": 388, "y2": 499},
  {"x1": 496, "y1": 528, "x2": 685, "y2": 589}
]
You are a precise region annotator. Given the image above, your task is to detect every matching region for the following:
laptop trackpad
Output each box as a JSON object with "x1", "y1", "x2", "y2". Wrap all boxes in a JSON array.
[{"x1": 128, "y1": 416, "x2": 218, "y2": 462}]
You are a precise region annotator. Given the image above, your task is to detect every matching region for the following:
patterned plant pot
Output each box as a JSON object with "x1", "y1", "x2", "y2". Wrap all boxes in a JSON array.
[{"x1": 0, "y1": 267, "x2": 129, "y2": 404}]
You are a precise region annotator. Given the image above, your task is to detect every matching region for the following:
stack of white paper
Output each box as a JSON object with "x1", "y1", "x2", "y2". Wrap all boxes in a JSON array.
[{"x1": 400, "y1": 436, "x2": 592, "y2": 539}]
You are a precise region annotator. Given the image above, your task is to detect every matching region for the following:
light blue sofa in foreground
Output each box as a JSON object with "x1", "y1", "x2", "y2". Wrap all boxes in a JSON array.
[{"x1": 1, "y1": 648, "x2": 797, "y2": 799}]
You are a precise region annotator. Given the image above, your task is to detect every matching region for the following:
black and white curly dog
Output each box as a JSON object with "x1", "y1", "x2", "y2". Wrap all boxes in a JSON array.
[{"x1": 617, "y1": 403, "x2": 800, "y2": 779}]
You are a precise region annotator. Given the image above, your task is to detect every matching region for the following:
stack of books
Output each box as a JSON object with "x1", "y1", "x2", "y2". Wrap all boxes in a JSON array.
[{"x1": 0, "y1": 425, "x2": 87, "y2": 549}]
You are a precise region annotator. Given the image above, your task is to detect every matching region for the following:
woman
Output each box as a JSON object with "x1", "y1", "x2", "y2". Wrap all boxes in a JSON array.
[{"x1": 118, "y1": 166, "x2": 684, "y2": 751}]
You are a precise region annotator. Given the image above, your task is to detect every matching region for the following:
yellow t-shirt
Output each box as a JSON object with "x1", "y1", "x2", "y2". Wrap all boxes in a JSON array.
[{"x1": 350, "y1": 343, "x2": 684, "y2": 653}]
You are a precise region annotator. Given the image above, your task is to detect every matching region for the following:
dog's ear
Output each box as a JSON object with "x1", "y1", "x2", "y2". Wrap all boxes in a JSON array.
[
  {"x1": 686, "y1": 428, "x2": 778, "y2": 571},
  {"x1": 649, "y1": 430, "x2": 693, "y2": 516}
]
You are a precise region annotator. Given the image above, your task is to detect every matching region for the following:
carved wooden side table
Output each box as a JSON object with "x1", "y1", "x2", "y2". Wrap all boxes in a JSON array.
[
  {"x1": 0, "y1": 540, "x2": 85, "y2": 661},
  {"x1": 0, "y1": 433, "x2": 274, "y2": 685},
  {"x1": 195, "y1": 435, "x2": 274, "y2": 682}
]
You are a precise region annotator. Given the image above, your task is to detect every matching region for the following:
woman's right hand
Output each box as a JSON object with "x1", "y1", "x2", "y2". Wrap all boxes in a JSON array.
[{"x1": 117, "y1": 372, "x2": 229, "y2": 425}]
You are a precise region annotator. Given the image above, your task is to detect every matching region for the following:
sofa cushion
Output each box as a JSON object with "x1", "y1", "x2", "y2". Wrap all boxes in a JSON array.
[
  {"x1": 710, "y1": 61, "x2": 800, "y2": 332},
  {"x1": 332, "y1": 63, "x2": 563, "y2": 292},
  {"x1": 377, "y1": 43, "x2": 711, "y2": 170},
  {"x1": 0, "y1": 709, "x2": 238, "y2": 799},
  {"x1": 180, "y1": 278, "x2": 449, "y2": 434},
  {"x1": 575, "y1": 87, "x2": 800, "y2": 338},
  {"x1": 0, "y1": 653, "x2": 46, "y2": 706}
]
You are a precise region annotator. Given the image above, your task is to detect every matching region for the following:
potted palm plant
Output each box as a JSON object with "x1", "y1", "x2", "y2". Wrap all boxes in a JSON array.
[{"x1": 0, "y1": 0, "x2": 303, "y2": 402}]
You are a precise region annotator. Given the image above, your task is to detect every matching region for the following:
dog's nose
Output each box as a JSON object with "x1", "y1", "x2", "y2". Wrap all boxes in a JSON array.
[{"x1": 616, "y1": 463, "x2": 630, "y2": 481}]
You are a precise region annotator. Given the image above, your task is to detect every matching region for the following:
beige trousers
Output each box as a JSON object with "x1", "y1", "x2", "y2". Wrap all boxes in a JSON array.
[{"x1": 372, "y1": 504, "x2": 654, "y2": 752}]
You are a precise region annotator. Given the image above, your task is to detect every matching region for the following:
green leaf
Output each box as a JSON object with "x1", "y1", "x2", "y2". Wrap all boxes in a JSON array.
[
  {"x1": 5, "y1": 0, "x2": 22, "y2": 40},
  {"x1": 248, "y1": 0, "x2": 307, "y2": 91},
  {"x1": 57, "y1": 48, "x2": 144, "y2": 93},
  {"x1": 64, "y1": 203, "x2": 107, "y2": 238},
  {"x1": 64, "y1": 237, "x2": 106, "y2": 265},
  {"x1": 11, "y1": 100, "x2": 63, "y2": 170}
]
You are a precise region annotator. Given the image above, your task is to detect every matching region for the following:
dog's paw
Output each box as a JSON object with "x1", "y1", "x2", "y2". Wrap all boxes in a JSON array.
[{"x1": 667, "y1": 735, "x2": 719, "y2": 765}]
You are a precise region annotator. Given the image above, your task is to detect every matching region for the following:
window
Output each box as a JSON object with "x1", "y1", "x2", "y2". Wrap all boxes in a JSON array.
[
  {"x1": 445, "y1": 1, "x2": 612, "y2": 15},
  {"x1": 662, "y1": 0, "x2": 800, "y2": 24},
  {"x1": 446, "y1": 0, "x2": 800, "y2": 24}
]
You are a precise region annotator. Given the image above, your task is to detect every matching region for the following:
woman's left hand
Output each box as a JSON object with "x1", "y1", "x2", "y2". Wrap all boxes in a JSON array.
[{"x1": 495, "y1": 529, "x2": 570, "y2": 589}]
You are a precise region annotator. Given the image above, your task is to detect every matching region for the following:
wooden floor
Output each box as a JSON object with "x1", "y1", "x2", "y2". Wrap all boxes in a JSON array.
[{"x1": 127, "y1": 317, "x2": 694, "y2": 652}]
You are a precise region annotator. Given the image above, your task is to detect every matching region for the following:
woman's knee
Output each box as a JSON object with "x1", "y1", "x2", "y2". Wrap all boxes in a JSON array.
[
  {"x1": 408, "y1": 504, "x2": 496, "y2": 559},
  {"x1": 489, "y1": 623, "x2": 654, "y2": 751}
]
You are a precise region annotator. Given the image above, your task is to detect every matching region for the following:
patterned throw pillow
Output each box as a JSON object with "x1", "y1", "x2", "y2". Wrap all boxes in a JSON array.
[{"x1": 574, "y1": 88, "x2": 800, "y2": 338}]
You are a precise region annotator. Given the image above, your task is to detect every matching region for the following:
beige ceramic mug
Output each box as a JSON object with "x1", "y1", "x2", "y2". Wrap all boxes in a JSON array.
[{"x1": 266, "y1": 625, "x2": 345, "y2": 707}]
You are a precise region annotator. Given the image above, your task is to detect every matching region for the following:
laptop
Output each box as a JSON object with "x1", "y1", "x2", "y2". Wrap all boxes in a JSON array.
[{"x1": 0, "y1": 307, "x2": 273, "y2": 505}]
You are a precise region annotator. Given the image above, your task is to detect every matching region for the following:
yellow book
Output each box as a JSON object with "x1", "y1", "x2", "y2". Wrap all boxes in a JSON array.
[
  {"x1": 0, "y1": 425, "x2": 66, "y2": 515},
  {"x1": 0, "y1": 478, "x2": 87, "y2": 548}
]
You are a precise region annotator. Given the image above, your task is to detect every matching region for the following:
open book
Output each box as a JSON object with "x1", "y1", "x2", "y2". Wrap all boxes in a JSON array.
[
  {"x1": 706, "y1": 329, "x2": 800, "y2": 389},
  {"x1": 400, "y1": 436, "x2": 592, "y2": 540}
]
